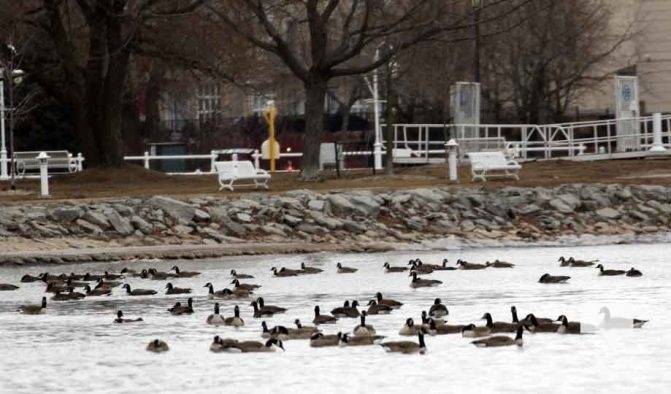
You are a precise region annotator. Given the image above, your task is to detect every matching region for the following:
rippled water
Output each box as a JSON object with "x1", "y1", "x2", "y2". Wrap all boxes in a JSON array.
[{"x1": 1, "y1": 242, "x2": 669, "y2": 393}]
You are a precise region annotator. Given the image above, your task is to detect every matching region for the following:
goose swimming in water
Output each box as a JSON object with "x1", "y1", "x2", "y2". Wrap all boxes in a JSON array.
[
  {"x1": 461, "y1": 323, "x2": 491, "y2": 338},
  {"x1": 171, "y1": 265, "x2": 200, "y2": 278},
  {"x1": 122, "y1": 284, "x2": 157, "y2": 296},
  {"x1": 626, "y1": 267, "x2": 643, "y2": 277},
  {"x1": 339, "y1": 333, "x2": 386, "y2": 346},
  {"x1": 353, "y1": 311, "x2": 376, "y2": 336},
  {"x1": 556, "y1": 315, "x2": 596, "y2": 334},
  {"x1": 595, "y1": 264, "x2": 626, "y2": 276},
  {"x1": 165, "y1": 283, "x2": 191, "y2": 295},
  {"x1": 367, "y1": 300, "x2": 393, "y2": 315},
  {"x1": 472, "y1": 325, "x2": 525, "y2": 348},
  {"x1": 336, "y1": 263, "x2": 358, "y2": 273},
  {"x1": 313, "y1": 306, "x2": 338, "y2": 325},
  {"x1": 598, "y1": 307, "x2": 648, "y2": 329},
  {"x1": 485, "y1": 259, "x2": 515, "y2": 268},
  {"x1": 300, "y1": 262, "x2": 323, "y2": 274},
  {"x1": 206, "y1": 303, "x2": 226, "y2": 326},
  {"x1": 456, "y1": 260, "x2": 487, "y2": 270},
  {"x1": 230, "y1": 269, "x2": 254, "y2": 279},
  {"x1": 113, "y1": 310, "x2": 143, "y2": 323},
  {"x1": 309, "y1": 332, "x2": 342, "y2": 347},
  {"x1": 224, "y1": 305, "x2": 245, "y2": 327},
  {"x1": 381, "y1": 331, "x2": 427, "y2": 354},
  {"x1": 538, "y1": 273, "x2": 570, "y2": 284},
  {"x1": 409, "y1": 272, "x2": 442, "y2": 288},
  {"x1": 0, "y1": 283, "x2": 19, "y2": 291},
  {"x1": 383, "y1": 262, "x2": 408, "y2": 273},
  {"x1": 146, "y1": 339, "x2": 169, "y2": 353},
  {"x1": 17, "y1": 297, "x2": 47, "y2": 314},
  {"x1": 428, "y1": 298, "x2": 449, "y2": 318},
  {"x1": 331, "y1": 300, "x2": 360, "y2": 318}
]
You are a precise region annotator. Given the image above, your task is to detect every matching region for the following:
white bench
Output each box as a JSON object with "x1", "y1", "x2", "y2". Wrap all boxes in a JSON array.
[
  {"x1": 214, "y1": 160, "x2": 270, "y2": 191},
  {"x1": 468, "y1": 151, "x2": 522, "y2": 182},
  {"x1": 13, "y1": 150, "x2": 80, "y2": 176}
]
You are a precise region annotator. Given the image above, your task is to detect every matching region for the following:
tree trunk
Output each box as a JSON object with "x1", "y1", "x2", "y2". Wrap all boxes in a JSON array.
[{"x1": 301, "y1": 75, "x2": 328, "y2": 181}]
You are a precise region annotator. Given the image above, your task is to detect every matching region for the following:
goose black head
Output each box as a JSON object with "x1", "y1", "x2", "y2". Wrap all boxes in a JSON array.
[
  {"x1": 171, "y1": 266, "x2": 179, "y2": 272},
  {"x1": 337, "y1": 263, "x2": 343, "y2": 268},
  {"x1": 343, "y1": 300, "x2": 350, "y2": 307},
  {"x1": 406, "y1": 318, "x2": 414, "y2": 327},
  {"x1": 266, "y1": 338, "x2": 284, "y2": 350},
  {"x1": 120, "y1": 268, "x2": 128, "y2": 274},
  {"x1": 294, "y1": 319, "x2": 302, "y2": 327},
  {"x1": 314, "y1": 305, "x2": 320, "y2": 314},
  {"x1": 117, "y1": 310, "x2": 123, "y2": 318},
  {"x1": 461, "y1": 323, "x2": 476, "y2": 332},
  {"x1": 310, "y1": 332, "x2": 323, "y2": 340},
  {"x1": 41, "y1": 297, "x2": 47, "y2": 307},
  {"x1": 203, "y1": 282, "x2": 212, "y2": 288},
  {"x1": 434, "y1": 298, "x2": 442, "y2": 305},
  {"x1": 165, "y1": 283, "x2": 173, "y2": 289}
]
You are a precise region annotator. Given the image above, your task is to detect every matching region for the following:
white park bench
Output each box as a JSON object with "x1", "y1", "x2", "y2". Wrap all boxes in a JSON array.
[
  {"x1": 214, "y1": 160, "x2": 271, "y2": 191},
  {"x1": 13, "y1": 150, "x2": 81, "y2": 176},
  {"x1": 468, "y1": 151, "x2": 522, "y2": 182}
]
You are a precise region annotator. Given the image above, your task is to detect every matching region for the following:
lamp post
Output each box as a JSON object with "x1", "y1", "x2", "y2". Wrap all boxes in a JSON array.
[
  {"x1": 0, "y1": 76, "x2": 7, "y2": 180},
  {"x1": 0, "y1": 66, "x2": 24, "y2": 183},
  {"x1": 473, "y1": 0, "x2": 481, "y2": 83},
  {"x1": 372, "y1": 48, "x2": 383, "y2": 171}
]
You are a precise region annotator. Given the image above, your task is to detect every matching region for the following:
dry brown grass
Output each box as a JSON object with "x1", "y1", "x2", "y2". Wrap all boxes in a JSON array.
[{"x1": 1, "y1": 158, "x2": 670, "y2": 204}]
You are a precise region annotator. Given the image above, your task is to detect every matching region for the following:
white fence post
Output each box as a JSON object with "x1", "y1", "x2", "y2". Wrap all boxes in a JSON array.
[
  {"x1": 649, "y1": 113, "x2": 668, "y2": 154},
  {"x1": 76, "y1": 153, "x2": 84, "y2": 171},
  {"x1": 253, "y1": 149, "x2": 260, "y2": 169},
  {"x1": 210, "y1": 150, "x2": 217, "y2": 173},
  {"x1": 37, "y1": 152, "x2": 50, "y2": 197},
  {"x1": 143, "y1": 151, "x2": 150, "y2": 169}
]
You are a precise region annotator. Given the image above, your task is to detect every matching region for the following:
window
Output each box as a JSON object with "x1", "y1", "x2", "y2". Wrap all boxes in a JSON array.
[
  {"x1": 250, "y1": 93, "x2": 275, "y2": 114},
  {"x1": 197, "y1": 83, "x2": 221, "y2": 123}
]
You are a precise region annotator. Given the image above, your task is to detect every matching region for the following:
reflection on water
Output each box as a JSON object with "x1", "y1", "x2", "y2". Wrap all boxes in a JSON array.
[{"x1": 1, "y1": 242, "x2": 670, "y2": 393}]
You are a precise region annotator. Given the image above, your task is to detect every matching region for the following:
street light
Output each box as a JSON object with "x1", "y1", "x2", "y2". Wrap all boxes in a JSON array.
[
  {"x1": 0, "y1": 67, "x2": 24, "y2": 183},
  {"x1": 472, "y1": 0, "x2": 482, "y2": 83}
]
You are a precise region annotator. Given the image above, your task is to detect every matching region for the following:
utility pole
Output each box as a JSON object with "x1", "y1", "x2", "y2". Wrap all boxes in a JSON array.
[{"x1": 473, "y1": 0, "x2": 481, "y2": 83}]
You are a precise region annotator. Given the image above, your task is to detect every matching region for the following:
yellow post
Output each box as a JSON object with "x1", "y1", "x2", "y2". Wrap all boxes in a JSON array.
[{"x1": 263, "y1": 101, "x2": 278, "y2": 172}]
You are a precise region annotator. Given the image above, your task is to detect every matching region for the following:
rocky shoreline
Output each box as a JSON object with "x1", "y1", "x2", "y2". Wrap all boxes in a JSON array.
[{"x1": 1, "y1": 184, "x2": 670, "y2": 266}]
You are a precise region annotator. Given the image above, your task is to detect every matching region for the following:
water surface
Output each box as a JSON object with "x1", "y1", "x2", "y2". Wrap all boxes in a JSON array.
[{"x1": 0, "y1": 242, "x2": 669, "y2": 393}]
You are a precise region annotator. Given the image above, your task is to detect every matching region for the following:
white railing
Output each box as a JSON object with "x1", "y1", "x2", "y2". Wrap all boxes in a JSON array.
[{"x1": 124, "y1": 115, "x2": 670, "y2": 175}]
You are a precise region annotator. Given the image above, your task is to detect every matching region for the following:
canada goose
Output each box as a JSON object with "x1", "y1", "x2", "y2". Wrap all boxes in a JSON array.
[
  {"x1": 408, "y1": 259, "x2": 434, "y2": 274},
  {"x1": 84, "y1": 285, "x2": 111, "y2": 296},
  {"x1": 65, "y1": 278, "x2": 88, "y2": 288},
  {"x1": 383, "y1": 262, "x2": 408, "y2": 273},
  {"x1": 300, "y1": 262, "x2": 323, "y2": 274},
  {"x1": 598, "y1": 307, "x2": 648, "y2": 329},
  {"x1": 261, "y1": 321, "x2": 289, "y2": 339},
  {"x1": 510, "y1": 306, "x2": 553, "y2": 324},
  {"x1": 204, "y1": 283, "x2": 250, "y2": 299},
  {"x1": 595, "y1": 264, "x2": 626, "y2": 276},
  {"x1": 461, "y1": 323, "x2": 491, "y2": 338},
  {"x1": 340, "y1": 333, "x2": 386, "y2": 346},
  {"x1": 485, "y1": 259, "x2": 515, "y2": 268},
  {"x1": 231, "y1": 338, "x2": 285, "y2": 353},
  {"x1": 310, "y1": 332, "x2": 342, "y2": 347},
  {"x1": 481, "y1": 312, "x2": 518, "y2": 333},
  {"x1": 169, "y1": 298, "x2": 194, "y2": 315},
  {"x1": 45, "y1": 282, "x2": 68, "y2": 294},
  {"x1": 367, "y1": 300, "x2": 393, "y2": 315},
  {"x1": 224, "y1": 305, "x2": 245, "y2": 327},
  {"x1": 256, "y1": 297, "x2": 287, "y2": 314},
  {"x1": 120, "y1": 267, "x2": 141, "y2": 277},
  {"x1": 313, "y1": 305, "x2": 338, "y2": 325},
  {"x1": 421, "y1": 310, "x2": 445, "y2": 326},
  {"x1": 538, "y1": 273, "x2": 570, "y2": 284},
  {"x1": 381, "y1": 331, "x2": 427, "y2": 354},
  {"x1": 21, "y1": 274, "x2": 41, "y2": 283},
  {"x1": 626, "y1": 267, "x2": 643, "y2": 277},
  {"x1": 523, "y1": 314, "x2": 559, "y2": 332},
  {"x1": 17, "y1": 297, "x2": 47, "y2": 314},
  {"x1": 409, "y1": 272, "x2": 442, "y2": 288},
  {"x1": 271, "y1": 267, "x2": 298, "y2": 277},
  {"x1": 331, "y1": 300, "x2": 360, "y2": 318},
  {"x1": 230, "y1": 269, "x2": 254, "y2": 279},
  {"x1": 399, "y1": 318, "x2": 424, "y2": 336},
  {"x1": 96, "y1": 278, "x2": 122, "y2": 288},
  {"x1": 472, "y1": 325, "x2": 525, "y2": 348},
  {"x1": 558, "y1": 256, "x2": 571, "y2": 266},
  {"x1": 353, "y1": 311, "x2": 376, "y2": 336},
  {"x1": 375, "y1": 292, "x2": 403, "y2": 309},
  {"x1": 231, "y1": 279, "x2": 261, "y2": 292},
  {"x1": 206, "y1": 303, "x2": 226, "y2": 325},
  {"x1": 113, "y1": 310, "x2": 143, "y2": 323},
  {"x1": 171, "y1": 265, "x2": 200, "y2": 278},
  {"x1": 103, "y1": 271, "x2": 123, "y2": 280},
  {"x1": 456, "y1": 260, "x2": 487, "y2": 270},
  {"x1": 66, "y1": 272, "x2": 85, "y2": 280},
  {"x1": 293, "y1": 319, "x2": 320, "y2": 335},
  {"x1": 165, "y1": 283, "x2": 191, "y2": 295},
  {"x1": 429, "y1": 258, "x2": 457, "y2": 271},
  {"x1": 147, "y1": 268, "x2": 176, "y2": 280},
  {"x1": 556, "y1": 315, "x2": 596, "y2": 334},
  {"x1": 337, "y1": 263, "x2": 358, "y2": 273},
  {"x1": 251, "y1": 300, "x2": 280, "y2": 318},
  {"x1": 65, "y1": 287, "x2": 86, "y2": 300},
  {"x1": 83, "y1": 273, "x2": 104, "y2": 281},
  {"x1": 429, "y1": 298, "x2": 449, "y2": 318},
  {"x1": 0, "y1": 283, "x2": 19, "y2": 291},
  {"x1": 209, "y1": 336, "x2": 239, "y2": 353},
  {"x1": 146, "y1": 339, "x2": 169, "y2": 353},
  {"x1": 426, "y1": 318, "x2": 464, "y2": 335},
  {"x1": 122, "y1": 284, "x2": 157, "y2": 296},
  {"x1": 569, "y1": 257, "x2": 597, "y2": 267}
]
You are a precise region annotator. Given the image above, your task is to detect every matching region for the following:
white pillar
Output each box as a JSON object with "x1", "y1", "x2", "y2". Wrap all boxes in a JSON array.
[
  {"x1": 37, "y1": 152, "x2": 50, "y2": 197},
  {"x1": 446, "y1": 139, "x2": 458, "y2": 181},
  {"x1": 253, "y1": 149, "x2": 260, "y2": 169},
  {"x1": 143, "y1": 151, "x2": 150, "y2": 169},
  {"x1": 649, "y1": 113, "x2": 667, "y2": 153},
  {"x1": 372, "y1": 49, "x2": 383, "y2": 171},
  {"x1": 76, "y1": 153, "x2": 84, "y2": 171},
  {"x1": 210, "y1": 150, "x2": 217, "y2": 173},
  {"x1": 0, "y1": 79, "x2": 7, "y2": 180}
]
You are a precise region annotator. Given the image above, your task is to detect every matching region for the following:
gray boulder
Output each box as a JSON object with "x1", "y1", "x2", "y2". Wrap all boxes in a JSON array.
[
  {"x1": 105, "y1": 210, "x2": 134, "y2": 235},
  {"x1": 82, "y1": 211, "x2": 111, "y2": 229},
  {"x1": 596, "y1": 207, "x2": 621, "y2": 220},
  {"x1": 50, "y1": 207, "x2": 82, "y2": 222},
  {"x1": 149, "y1": 196, "x2": 195, "y2": 222}
]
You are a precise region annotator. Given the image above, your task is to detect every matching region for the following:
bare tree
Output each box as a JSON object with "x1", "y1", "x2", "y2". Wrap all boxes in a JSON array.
[
  {"x1": 482, "y1": 0, "x2": 634, "y2": 123},
  {"x1": 0, "y1": 0, "x2": 207, "y2": 167},
  {"x1": 207, "y1": 0, "x2": 507, "y2": 180}
]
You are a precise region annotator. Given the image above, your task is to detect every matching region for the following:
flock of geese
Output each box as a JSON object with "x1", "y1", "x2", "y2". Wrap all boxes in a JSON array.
[{"x1": 1, "y1": 256, "x2": 649, "y2": 354}]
